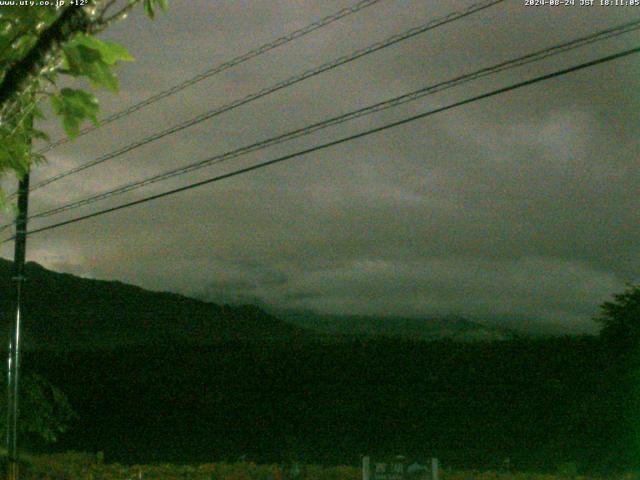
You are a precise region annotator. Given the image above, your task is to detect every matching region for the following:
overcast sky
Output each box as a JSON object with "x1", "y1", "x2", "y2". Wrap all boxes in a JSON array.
[{"x1": 2, "y1": 0, "x2": 639, "y2": 333}]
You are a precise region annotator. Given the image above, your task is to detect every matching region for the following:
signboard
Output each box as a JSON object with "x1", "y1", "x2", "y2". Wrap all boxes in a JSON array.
[
  {"x1": 374, "y1": 462, "x2": 405, "y2": 480},
  {"x1": 363, "y1": 457, "x2": 436, "y2": 480}
]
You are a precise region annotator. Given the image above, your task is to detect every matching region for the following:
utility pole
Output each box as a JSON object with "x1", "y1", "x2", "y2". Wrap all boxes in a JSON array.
[{"x1": 6, "y1": 169, "x2": 30, "y2": 480}]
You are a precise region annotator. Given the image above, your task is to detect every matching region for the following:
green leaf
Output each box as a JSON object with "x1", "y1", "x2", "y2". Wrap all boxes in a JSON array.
[
  {"x1": 61, "y1": 44, "x2": 101, "y2": 77},
  {"x1": 60, "y1": 88, "x2": 99, "y2": 124},
  {"x1": 31, "y1": 152, "x2": 46, "y2": 165},
  {"x1": 0, "y1": 132, "x2": 30, "y2": 177},
  {"x1": 88, "y1": 60, "x2": 119, "y2": 91},
  {"x1": 31, "y1": 128, "x2": 50, "y2": 142},
  {"x1": 0, "y1": 144, "x2": 11, "y2": 171},
  {"x1": 61, "y1": 37, "x2": 132, "y2": 91},
  {"x1": 72, "y1": 35, "x2": 134, "y2": 65},
  {"x1": 62, "y1": 45, "x2": 120, "y2": 91},
  {"x1": 61, "y1": 112, "x2": 81, "y2": 138},
  {"x1": 0, "y1": 5, "x2": 148, "y2": 195},
  {"x1": 50, "y1": 92, "x2": 64, "y2": 115},
  {"x1": 51, "y1": 93, "x2": 81, "y2": 137},
  {"x1": 144, "y1": 0, "x2": 155, "y2": 19},
  {"x1": 156, "y1": 0, "x2": 170, "y2": 12},
  {"x1": 32, "y1": 104, "x2": 45, "y2": 120},
  {"x1": 50, "y1": 88, "x2": 100, "y2": 137}
]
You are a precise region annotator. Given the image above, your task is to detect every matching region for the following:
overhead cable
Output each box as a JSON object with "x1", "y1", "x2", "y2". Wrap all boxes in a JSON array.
[
  {"x1": 25, "y1": 0, "x2": 504, "y2": 194},
  {"x1": 12, "y1": 17, "x2": 640, "y2": 226},
  {"x1": 37, "y1": 0, "x2": 386, "y2": 154},
  {"x1": 9, "y1": 45, "x2": 639, "y2": 241}
]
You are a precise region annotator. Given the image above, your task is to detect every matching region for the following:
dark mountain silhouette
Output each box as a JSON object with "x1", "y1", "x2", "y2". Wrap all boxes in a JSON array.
[
  {"x1": 0, "y1": 258, "x2": 520, "y2": 349},
  {"x1": 273, "y1": 310, "x2": 516, "y2": 341},
  {"x1": 0, "y1": 258, "x2": 310, "y2": 350},
  {"x1": 0, "y1": 260, "x2": 627, "y2": 472}
]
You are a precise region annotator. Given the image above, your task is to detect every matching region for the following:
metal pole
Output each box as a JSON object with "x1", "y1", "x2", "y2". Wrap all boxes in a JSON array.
[{"x1": 6, "y1": 170, "x2": 30, "y2": 480}]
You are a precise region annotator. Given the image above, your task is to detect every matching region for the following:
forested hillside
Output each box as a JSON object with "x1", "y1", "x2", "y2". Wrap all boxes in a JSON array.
[
  {"x1": 0, "y1": 259, "x2": 310, "y2": 349},
  {"x1": 0, "y1": 259, "x2": 635, "y2": 473},
  {"x1": 20, "y1": 336, "x2": 634, "y2": 473}
]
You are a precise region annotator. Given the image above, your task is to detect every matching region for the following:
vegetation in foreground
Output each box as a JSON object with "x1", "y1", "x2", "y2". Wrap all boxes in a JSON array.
[
  {"x1": 2, "y1": 453, "x2": 635, "y2": 480},
  {"x1": 3, "y1": 265, "x2": 640, "y2": 472}
]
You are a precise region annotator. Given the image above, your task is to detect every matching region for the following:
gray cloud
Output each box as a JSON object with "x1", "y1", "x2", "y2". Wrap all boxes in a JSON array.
[{"x1": 2, "y1": 0, "x2": 639, "y2": 334}]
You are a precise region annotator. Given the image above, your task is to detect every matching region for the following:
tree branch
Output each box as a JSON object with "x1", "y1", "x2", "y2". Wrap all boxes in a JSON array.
[
  {"x1": 98, "y1": 0, "x2": 119, "y2": 22},
  {"x1": 95, "y1": 0, "x2": 142, "y2": 33},
  {"x1": 0, "y1": 6, "x2": 92, "y2": 112}
]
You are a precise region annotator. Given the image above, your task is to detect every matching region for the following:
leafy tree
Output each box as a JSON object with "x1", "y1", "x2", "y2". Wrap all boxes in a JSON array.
[
  {"x1": 0, "y1": 0, "x2": 168, "y2": 449},
  {"x1": 592, "y1": 284, "x2": 640, "y2": 469},
  {"x1": 594, "y1": 284, "x2": 640, "y2": 349},
  {"x1": 0, "y1": 373, "x2": 75, "y2": 444},
  {"x1": 0, "y1": 0, "x2": 169, "y2": 205}
]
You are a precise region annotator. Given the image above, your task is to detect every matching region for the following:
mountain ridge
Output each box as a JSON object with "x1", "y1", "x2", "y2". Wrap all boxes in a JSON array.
[
  {"x1": 0, "y1": 258, "x2": 527, "y2": 349},
  {"x1": 0, "y1": 258, "x2": 311, "y2": 350},
  {"x1": 271, "y1": 309, "x2": 517, "y2": 342}
]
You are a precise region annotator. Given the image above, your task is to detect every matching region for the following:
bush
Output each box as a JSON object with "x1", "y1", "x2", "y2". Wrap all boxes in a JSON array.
[{"x1": 556, "y1": 463, "x2": 579, "y2": 478}]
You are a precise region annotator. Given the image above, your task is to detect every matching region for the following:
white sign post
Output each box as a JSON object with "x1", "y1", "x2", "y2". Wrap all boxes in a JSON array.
[{"x1": 363, "y1": 456, "x2": 371, "y2": 480}]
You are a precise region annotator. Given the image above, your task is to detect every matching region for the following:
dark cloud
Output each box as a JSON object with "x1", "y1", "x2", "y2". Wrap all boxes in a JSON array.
[{"x1": 2, "y1": 0, "x2": 638, "y2": 333}]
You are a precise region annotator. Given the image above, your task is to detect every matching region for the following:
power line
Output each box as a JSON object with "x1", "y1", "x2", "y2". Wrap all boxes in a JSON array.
[
  {"x1": 25, "y1": 0, "x2": 504, "y2": 194},
  {"x1": 9, "y1": 45, "x2": 639, "y2": 242},
  {"x1": 36, "y1": 0, "x2": 385, "y2": 154},
  {"x1": 11, "y1": 18, "x2": 640, "y2": 227}
]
